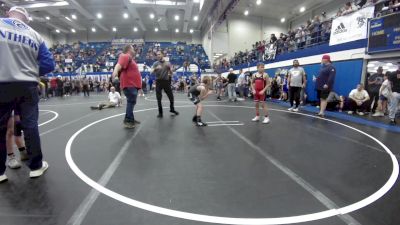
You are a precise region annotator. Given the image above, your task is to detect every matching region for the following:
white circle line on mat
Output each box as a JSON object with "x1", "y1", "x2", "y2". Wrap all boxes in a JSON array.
[
  {"x1": 65, "y1": 105, "x2": 399, "y2": 225},
  {"x1": 38, "y1": 110, "x2": 59, "y2": 127}
]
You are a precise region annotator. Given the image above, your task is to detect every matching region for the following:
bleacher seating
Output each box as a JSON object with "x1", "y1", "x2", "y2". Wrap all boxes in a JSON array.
[{"x1": 50, "y1": 42, "x2": 210, "y2": 74}]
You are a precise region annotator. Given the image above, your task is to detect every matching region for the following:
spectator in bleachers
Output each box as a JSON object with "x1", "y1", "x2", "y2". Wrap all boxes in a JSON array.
[
  {"x1": 341, "y1": 2, "x2": 356, "y2": 15},
  {"x1": 364, "y1": 0, "x2": 379, "y2": 8},
  {"x1": 321, "y1": 18, "x2": 332, "y2": 42},
  {"x1": 355, "y1": 0, "x2": 368, "y2": 8},
  {"x1": 310, "y1": 16, "x2": 321, "y2": 44},
  {"x1": 368, "y1": 66, "x2": 384, "y2": 113},
  {"x1": 348, "y1": 84, "x2": 370, "y2": 115},
  {"x1": 270, "y1": 34, "x2": 277, "y2": 44},
  {"x1": 388, "y1": 66, "x2": 400, "y2": 125}
]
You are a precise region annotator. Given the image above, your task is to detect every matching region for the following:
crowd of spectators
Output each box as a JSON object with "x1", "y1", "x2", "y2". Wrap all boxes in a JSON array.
[
  {"x1": 214, "y1": 0, "x2": 399, "y2": 71},
  {"x1": 50, "y1": 42, "x2": 210, "y2": 74},
  {"x1": 38, "y1": 76, "x2": 115, "y2": 99},
  {"x1": 209, "y1": 62, "x2": 399, "y2": 125},
  {"x1": 51, "y1": 43, "x2": 102, "y2": 73}
]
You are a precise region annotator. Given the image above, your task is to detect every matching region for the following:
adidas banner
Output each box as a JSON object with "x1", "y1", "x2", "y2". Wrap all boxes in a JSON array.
[{"x1": 329, "y1": 6, "x2": 375, "y2": 46}]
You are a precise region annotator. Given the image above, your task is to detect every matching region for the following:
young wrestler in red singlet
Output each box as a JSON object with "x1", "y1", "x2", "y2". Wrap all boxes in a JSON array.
[{"x1": 251, "y1": 62, "x2": 270, "y2": 124}]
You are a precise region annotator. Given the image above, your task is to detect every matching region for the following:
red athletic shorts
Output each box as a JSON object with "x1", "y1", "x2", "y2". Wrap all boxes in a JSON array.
[{"x1": 254, "y1": 90, "x2": 265, "y2": 102}]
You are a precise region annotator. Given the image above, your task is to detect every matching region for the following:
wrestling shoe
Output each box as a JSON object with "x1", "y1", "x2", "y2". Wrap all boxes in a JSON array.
[
  {"x1": 196, "y1": 121, "x2": 207, "y2": 127},
  {"x1": 170, "y1": 110, "x2": 179, "y2": 116}
]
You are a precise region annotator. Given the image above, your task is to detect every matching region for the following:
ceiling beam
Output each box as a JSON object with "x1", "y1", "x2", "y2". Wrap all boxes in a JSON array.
[
  {"x1": 45, "y1": 9, "x2": 86, "y2": 31},
  {"x1": 123, "y1": 0, "x2": 147, "y2": 31},
  {"x1": 198, "y1": 0, "x2": 216, "y2": 31},
  {"x1": 126, "y1": 1, "x2": 186, "y2": 10},
  {"x1": 1, "y1": 0, "x2": 15, "y2": 7},
  {"x1": 183, "y1": 0, "x2": 194, "y2": 33},
  {"x1": 154, "y1": 8, "x2": 168, "y2": 31},
  {"x1": 31, "y1": 16, "x2": 68, "y2": 33},
  {"x1": 66, "y1": 0, "x2": 109, "y2": 31}
]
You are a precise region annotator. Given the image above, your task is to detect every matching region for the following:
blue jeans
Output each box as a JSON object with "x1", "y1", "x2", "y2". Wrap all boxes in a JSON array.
[
  {"x1": 123, "y1": 87, "x2": 138, "y2": 123},
  {"x1": 0, "y1": 82, "x2": 43, "y2": 174},
  {"x1": 389, "y1": 92, "x2": 400, "y2": 120},
  {"x1": 227, "y1": 83, "x2": 237, "y2": 100}
]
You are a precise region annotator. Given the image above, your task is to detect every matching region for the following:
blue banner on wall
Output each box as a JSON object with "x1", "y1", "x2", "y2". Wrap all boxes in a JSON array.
[{"x1": 367, "y1": 12, "x2": 400, "y2": 53}]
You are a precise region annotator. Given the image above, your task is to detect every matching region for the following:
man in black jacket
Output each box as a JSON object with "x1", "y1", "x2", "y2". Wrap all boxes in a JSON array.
[
  {"x1": 315, "y1": 55, "x2": 336, "y2": 117},
  {"x1": 152, "y1": 51, "x2": 179, "y2": 118}
]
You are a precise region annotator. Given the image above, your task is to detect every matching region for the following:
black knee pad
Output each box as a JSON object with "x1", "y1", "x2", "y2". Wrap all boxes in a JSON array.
[{"x1": 14, "y1": 121, "x2": 23, "y2": 137}]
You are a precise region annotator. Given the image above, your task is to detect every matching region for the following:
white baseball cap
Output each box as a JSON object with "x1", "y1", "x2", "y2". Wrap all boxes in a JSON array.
[
  {"x1": 229, "y1": 68, "x2": 234, "y2": 71},
  {"x1": 9, "y1": 6, "x2": 30, "y2": 21}
]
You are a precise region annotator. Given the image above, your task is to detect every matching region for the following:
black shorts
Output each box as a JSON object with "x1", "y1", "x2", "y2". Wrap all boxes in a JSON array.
[
  {"x1": 327, "y1": 101, "x2": 340, "y2": 111},
  {"x1": 189, "y1": 95, "x2": 201, "y2": 105},
  {"x1": 14, "y1": 121, "x2": 23, "y2": 137},
  {"x1": 317, "y1": 90, "x2": 330, "y2": 100}
]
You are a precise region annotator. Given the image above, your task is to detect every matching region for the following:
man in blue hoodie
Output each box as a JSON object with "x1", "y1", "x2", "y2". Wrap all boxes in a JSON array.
[
  {"x1": 0, "y1": 6, "x2": 55, "y2": 182},
  {"x1": 316, "y1": 55, "x2": 336, "y2": 117}
]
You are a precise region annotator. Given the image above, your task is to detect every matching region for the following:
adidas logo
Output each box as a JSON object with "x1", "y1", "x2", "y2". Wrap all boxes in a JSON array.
[{"x1": 334, "y1": 23, "x2": 347, "y2": 34}]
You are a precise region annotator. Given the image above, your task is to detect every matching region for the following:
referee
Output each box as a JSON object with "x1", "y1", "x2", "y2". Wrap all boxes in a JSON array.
[
  {"x1": 0, "y1": 6, "x2": 55, "y2": 182},
  {"x1": 152, "y1": 51, "x2": 179, "y2": 118}
]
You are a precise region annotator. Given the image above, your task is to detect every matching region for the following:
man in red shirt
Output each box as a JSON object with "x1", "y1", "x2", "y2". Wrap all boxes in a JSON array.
[
  {"x1": 50, "y1": 76, "x2": 57, "y2": 97},
  {"x1": 112, "y1": 45, "x2": 142, "y2": 129}
]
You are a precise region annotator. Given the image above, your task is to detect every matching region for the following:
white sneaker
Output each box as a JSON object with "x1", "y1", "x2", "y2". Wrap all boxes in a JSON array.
[
  {"x1": 29, "y1": 161, "x2": 49, "y2": 178},
  {"x1": 357, "y1": 112, "x2": 365, "y2": 116},
  {"x1": 7, "y1": 156, "x2": 21, "y2": 169},
  {"x1": 252, "y1": 116, "x2": 260, "y2": 122},
  {"x1": 262, "y1": 117, "x2": 270, "y2": 124},
  {"x1": 0, "y1": 174, "x2": 7, "y2": 183},
  {"x1": 288, "y1": 107, "x2": 294, "y2": 111},
  {"x1": 372, "y1": 112, "x2": 384, "y2": 117},
  {"x1": 292, "y1": 108, "x2": 299, "y2": 112},
  {"x1": 348, "y1": 111, "x2": 354, "y2": 115}
]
